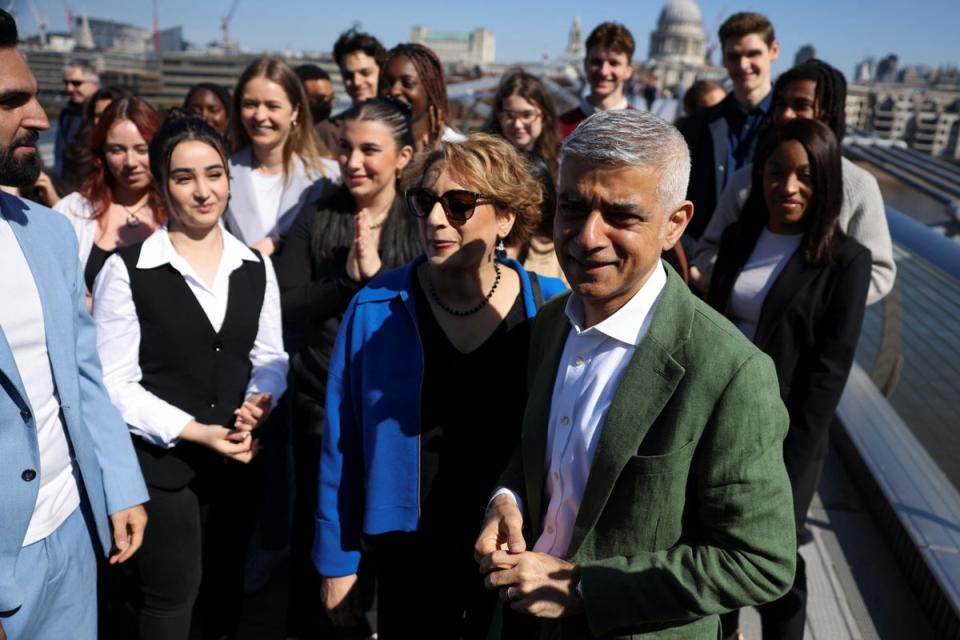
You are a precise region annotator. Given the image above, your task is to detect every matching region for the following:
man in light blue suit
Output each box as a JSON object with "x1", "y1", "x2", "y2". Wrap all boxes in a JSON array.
[{"x1": 0, "y1": 11, "x2": 149, "y2": 639}]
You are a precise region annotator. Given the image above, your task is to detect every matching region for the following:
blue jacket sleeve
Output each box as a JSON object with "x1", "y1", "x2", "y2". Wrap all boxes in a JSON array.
[
  {"x1": 71, "y1": 239, "x2": 149, "y2": 514},
  {"x1": 312, "y1": 296, "x2": 365, "y2": 577}
]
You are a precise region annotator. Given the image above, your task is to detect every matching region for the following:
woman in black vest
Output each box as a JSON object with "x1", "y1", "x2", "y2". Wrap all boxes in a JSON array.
[
  {"x1": 92, "y1": 115, "x2": 288, "y2": 640},
  {"x1": 272, "y1": 96, "x2": 420, "y2": 639},
  {"x1": 707, "y1": 119, "x2": 871, "y2": 640}
]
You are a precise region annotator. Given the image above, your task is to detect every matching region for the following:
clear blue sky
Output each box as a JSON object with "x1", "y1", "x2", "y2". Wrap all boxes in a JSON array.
[{"x1": 12, "y1": 0, "x2": 960, "y2": 78}]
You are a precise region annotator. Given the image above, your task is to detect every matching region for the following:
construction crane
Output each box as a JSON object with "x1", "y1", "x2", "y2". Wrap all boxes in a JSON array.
[
  {"x1": 151, "y1": 0, "x2": 159, "y2": 51},
  {"x1": 62, "y1": 0, "x2": 73, "y2": 35},
  {"x1": 27, "y1": 0, "x2": 47, "y2": 46},
  {"x1": 220, "y1": 0, "x2": 239, "y2": 45},
  {"x1": 704, "y1": 7, "x2": 727, "y2": 66}
]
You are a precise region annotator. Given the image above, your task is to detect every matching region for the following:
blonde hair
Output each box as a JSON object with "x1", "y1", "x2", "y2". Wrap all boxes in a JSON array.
[
  {"x1": 230, "y1": 57, "x2": 332, "y2": 181},
  {"x1": 405, "y1": 132, "x2": 542, "y2": 247}
]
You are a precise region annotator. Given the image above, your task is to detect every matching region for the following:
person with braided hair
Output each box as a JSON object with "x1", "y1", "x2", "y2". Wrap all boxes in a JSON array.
[
  {"x1": 383, "y1": 43, "x2": 466, "y2": 150},
  {"x1": 691, "y1": 58, "x2": 895, "y2": 305}
]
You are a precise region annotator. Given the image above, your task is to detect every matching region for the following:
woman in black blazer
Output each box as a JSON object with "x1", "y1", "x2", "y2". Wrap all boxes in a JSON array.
[{"x1": 707, "y1": 119, "x2": 871, "y2": 640}]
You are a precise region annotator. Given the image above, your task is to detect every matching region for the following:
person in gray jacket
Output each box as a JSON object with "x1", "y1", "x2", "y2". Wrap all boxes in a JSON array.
[{"x1": 692, "y1": 59, "x2": 895, "y2": 305}]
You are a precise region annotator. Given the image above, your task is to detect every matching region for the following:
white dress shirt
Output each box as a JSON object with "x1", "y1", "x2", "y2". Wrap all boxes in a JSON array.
[
  {"x1": 0, "y1": 219, "x2": 80, "y2": 546},
  {"x1": 533, "y1": 261, "x2": 667, "y2": 557},
  {"x1": 92, "y1": 227, "x2": 288, "y2": 448}
]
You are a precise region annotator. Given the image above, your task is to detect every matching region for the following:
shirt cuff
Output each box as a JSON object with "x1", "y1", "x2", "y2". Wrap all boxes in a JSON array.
[
  {"x1": 488, "y1": 487, "x2": 524, "y2": 515},
  {"x1": 130, "y1": 403, "x2": 194, "y2": 449}
]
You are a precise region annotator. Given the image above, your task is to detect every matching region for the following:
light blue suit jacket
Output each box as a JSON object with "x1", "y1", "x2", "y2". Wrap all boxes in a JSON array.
[{"x1": 0, "y1": 193, "x2": 149, "y2": 612}]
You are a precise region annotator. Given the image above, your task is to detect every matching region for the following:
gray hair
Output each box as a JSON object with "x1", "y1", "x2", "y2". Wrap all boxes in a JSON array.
[
  {"x1": 561, "y1": 110, "x2": 691, "y2": 211},
  {"x1": 64, "y1": 60, "x2": 99, "y2": 83}
]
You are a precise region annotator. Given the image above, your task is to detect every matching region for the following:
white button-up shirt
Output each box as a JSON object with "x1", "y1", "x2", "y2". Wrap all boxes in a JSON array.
[
  {"x1": 92, "y1": 228, "x2": 288, "y2": 448},
  {"x1": 0, "y1": 218, "x2": 80, "y2": 546},
  {"x1": 533, "y1": 261, "x2": 667, "y2": 558}
]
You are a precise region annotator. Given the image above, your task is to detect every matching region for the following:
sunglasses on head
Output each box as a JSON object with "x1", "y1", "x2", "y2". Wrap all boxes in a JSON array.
[{"x1": 405, "y1": 188, "x2": 495, "y2": 222}]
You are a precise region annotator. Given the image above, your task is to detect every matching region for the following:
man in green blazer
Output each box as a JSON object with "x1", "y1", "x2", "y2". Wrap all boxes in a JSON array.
[{"x1": 476, "y1": 110, "x2": 796, "y2": 639}]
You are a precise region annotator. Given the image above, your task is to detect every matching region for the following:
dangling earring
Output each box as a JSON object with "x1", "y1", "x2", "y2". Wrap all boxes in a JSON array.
[{"x1": 496, "y1": 238, "x2": 506, "y2": 260}]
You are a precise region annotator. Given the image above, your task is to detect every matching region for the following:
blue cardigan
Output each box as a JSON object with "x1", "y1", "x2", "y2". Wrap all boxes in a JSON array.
[{"x1": 312, "y1": 256, "x2": 566, "y2": 576}]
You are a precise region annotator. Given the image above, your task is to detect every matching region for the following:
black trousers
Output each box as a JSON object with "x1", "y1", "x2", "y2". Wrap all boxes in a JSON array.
[
  {"x1": 374, "y1": 531, "x2": 498, "y2": 640},
  {"x1": 117, "y1": 462, "x2": 260, "y2": 640}
]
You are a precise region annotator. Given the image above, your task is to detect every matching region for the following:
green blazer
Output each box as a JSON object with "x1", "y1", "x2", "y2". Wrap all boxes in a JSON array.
[{"x1": 500, "y1": 266, "x2": 796, "y2": 639}]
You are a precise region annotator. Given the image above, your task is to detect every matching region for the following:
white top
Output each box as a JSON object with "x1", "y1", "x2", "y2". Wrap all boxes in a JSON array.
[
  {"x1": 441, "y1": 126, "x2": 468, "y2": 143},
  {"x1": 250, "y1": 170, "x2": 284, "y2": 231},
  {"x1": 728, "y1": 227, "x2": 803, "y2": 341},
  {"x1": 92, "y1": 228, "x2": 289, "y2": 448},
  {"x1": 492, "y1": 262, "x2": 667, "y2": 557},
  {"x1": 0, "y1": 218, "x2": 81, "y2": 546},
  {"x1": 53, "y1": 191, "x2": 98, "y2": 269}
]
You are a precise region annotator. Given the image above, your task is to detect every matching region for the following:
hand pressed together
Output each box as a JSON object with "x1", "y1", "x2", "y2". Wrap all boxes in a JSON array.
[
  {"x1": 234, "y1": 392, "x2": 272, "y2": 431},
  {"x1": 345, "y1": 208, "x2": 383, "y2": 283},
  {"x1": 480, "y1": 550, "x2": 583, "y2": 619}
]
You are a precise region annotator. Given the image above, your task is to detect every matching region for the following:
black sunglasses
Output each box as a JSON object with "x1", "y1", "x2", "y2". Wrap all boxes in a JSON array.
[{"x1": 405, "y1": 188, "x2": 494, "y2": 222}]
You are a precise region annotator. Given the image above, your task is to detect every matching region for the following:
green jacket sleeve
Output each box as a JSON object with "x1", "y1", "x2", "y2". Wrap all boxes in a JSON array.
[{"x1": 578, "y1": 351, "x2": 796, "y2": 636}]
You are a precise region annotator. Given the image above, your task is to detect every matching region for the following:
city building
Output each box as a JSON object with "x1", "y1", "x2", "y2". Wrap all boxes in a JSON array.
[
  {"x1": 410, "y1": 26, "x2": 495, "y2": 67},
  {"x1": 565, "y1": 13, "x2": 583, "y2": 60},
  {"x1": 877, "y1": 54, "x2": 899, "y2": 82},
  {"x1": 77, "y1": 16, "x2": 151, "y2": 54},
  {"x1": 644, "y1": 0, "x2": 724, "y2": 92},
  {"x1": 795, "y1": 44, "x2": 816, "y2": 66},
  {"x1": 855, "y1": 57, "x2": 875, "y2": 83},
  {"x1": 847, "y1": 83, "x2": 960, "y2": 159}
]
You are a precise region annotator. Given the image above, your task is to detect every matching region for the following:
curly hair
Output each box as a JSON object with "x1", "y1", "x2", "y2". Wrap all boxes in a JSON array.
[
  {"x1": 405, "y1": 132, "x2": 543, "y2": 247},
  {"x1": 81, "y1": 96, "x2": 165, "y2": 225},
  {"x1": 485, "y1": 70, "x2": 560, "y2": 177}
]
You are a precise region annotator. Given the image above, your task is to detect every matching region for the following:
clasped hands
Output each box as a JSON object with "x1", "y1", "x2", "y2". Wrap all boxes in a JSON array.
[
  {"x1": 180, "y1": 392, "x2": 272, "y2": 464},
  {"x1": 473, "y1": 494, "x2": 583, "y2": 619}
]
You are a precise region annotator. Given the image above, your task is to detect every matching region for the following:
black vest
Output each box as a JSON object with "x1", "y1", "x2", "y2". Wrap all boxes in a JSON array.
[{"x1": 119, "y1": 240, "x2": 266, "y2": 489}]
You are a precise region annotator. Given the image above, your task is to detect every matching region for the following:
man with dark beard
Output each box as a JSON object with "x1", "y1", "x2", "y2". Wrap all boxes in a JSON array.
[{"x1": 0, "y1": 10, "x2": 149, "y2": 639}]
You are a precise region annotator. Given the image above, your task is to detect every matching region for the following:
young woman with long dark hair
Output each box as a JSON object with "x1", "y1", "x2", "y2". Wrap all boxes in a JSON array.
[
  {"x1": 54, "y1": 96, "x2": 163, "y2": 295},
  {"x1": 708, "y1": 118, "x2": 871, "y2": 640},
  {"x1": 272, "y1": 96, "x2": 421, "y2": 638},
  {"x1": 93, "y1": 115, "x2": 288, "y2": 640}
]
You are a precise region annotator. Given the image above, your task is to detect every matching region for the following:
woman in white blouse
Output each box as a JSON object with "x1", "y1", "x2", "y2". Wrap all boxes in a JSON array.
[
  {"x1": 93, "y1": 114, "x2": 288, "y2": 640},
  {"x1": 226, "y1": 57, "x2": 340, "y2": 256}
]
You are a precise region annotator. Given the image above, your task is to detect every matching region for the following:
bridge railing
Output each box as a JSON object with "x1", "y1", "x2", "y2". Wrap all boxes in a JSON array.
[{"x1": 835, "y1": 205, "x2": 960, "y2": 637}]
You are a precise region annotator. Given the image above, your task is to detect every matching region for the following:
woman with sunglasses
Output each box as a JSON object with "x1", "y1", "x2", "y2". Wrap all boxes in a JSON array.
[
  {"x1": 272, "y1": 96, "x2": 421, "y2": 639},
  {"x1": 315, "y1": 133, "x2": 566, "y2": 639}
]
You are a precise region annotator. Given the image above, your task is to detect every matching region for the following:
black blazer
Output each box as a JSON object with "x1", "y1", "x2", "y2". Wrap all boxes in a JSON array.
[
  {"x1": 679, "y1": 94, "x2": 769, "y2": 241},
  {"x1": 707, "y1": 224, "x2": 871, "y2": 494}
]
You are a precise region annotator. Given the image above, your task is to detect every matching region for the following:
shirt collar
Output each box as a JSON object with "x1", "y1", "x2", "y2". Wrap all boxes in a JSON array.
[
  {"x1": 563, "y1": 260, "x2": 667, "y2": 346},
  {"x1": 137, "y1": 227, "x2": 259, "y2": 272},
  {"x1": 726, "y1": 89, "x2": 773, "y2": 118},
  {"x1": 579, "y1": 95, "x2": 629, "y2": 118}
]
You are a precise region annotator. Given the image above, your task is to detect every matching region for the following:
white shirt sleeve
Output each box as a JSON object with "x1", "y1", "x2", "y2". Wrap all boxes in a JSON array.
[
  {"x1": 91, "y1": 254, "x2": 194, "y2": 448},
  {"x1": 488, "y1": 487, "x2": 525, "y2": 515},
  {"x1": 244, "y1": 256, "x2": 289, "y2": 411}
]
